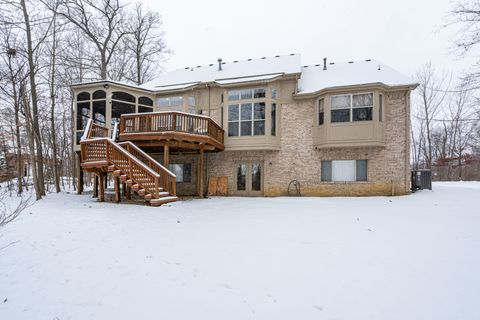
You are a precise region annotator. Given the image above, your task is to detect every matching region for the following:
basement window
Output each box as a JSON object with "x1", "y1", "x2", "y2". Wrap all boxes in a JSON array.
[
  {"x1": 321, "y1": 160, "x2": 367, "y2": 182},
  {"x1": 168, "y1": 163, "x2": 192, "y2": 183}
]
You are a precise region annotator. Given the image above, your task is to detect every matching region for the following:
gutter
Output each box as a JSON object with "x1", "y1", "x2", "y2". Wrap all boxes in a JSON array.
[{"x1": 292, "y1": 82, "x2": 419, "y2": 99}]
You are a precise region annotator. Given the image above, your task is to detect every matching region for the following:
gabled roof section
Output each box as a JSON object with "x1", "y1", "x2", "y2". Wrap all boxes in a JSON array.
[
  {"x1": 141, "y1": 54, "x2": 302, "y2": 91},
  {"x1": 297, "y1": 59, "x2": 416, "y2": 95}
]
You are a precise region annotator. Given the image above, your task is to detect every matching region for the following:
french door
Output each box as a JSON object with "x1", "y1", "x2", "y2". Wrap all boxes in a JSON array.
[{"x1": 234, "y1": 161, "x2": 263, "y2": 196}]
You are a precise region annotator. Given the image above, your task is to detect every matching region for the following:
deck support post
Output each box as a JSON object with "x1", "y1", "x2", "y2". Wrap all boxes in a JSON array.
[
  {"x1": 104, "y1": 173, "x2": 108, "y2": 189},
  {"x1": 77, "y1": 153, "x2": 83, "y2": 194},
  {"x1": 114, "y1": 176, "x2": 120, "y2": 203},
  {"x1": 163, "y1": 145, "x2": 169, "y2": 168},
  {"x1": 126, "y1": 185, "x2": 131, "y2": 200},
  {"x1": 93, "y1": 174, "x2": 99, "y2": 198},
  {"x1": 122, "y1": 182, "x2": 127, "y2": 196},
  {"x1": 198, "y1": 147, "x2": 204, "y2": 197},
  {"x1": 99, "y1": 173, "x2": 105, "y2": 202}
]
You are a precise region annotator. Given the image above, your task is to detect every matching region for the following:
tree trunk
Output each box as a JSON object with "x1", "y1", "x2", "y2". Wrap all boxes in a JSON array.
[
  {"x1": 21, "y1": 87, "x2": 41, "y2": 200},
  {"x1": 100, "y1": 50, "x2": 107, "y2": 80},
  {"x1": 50, "y1": 12, "x2": 61, "y2": 193},
  {"x1": 7, "y1": 53, "x2": 24, "y2": 194},
  {"x1": 21, "y1": 0, "x2": 45, "y2": 196}
]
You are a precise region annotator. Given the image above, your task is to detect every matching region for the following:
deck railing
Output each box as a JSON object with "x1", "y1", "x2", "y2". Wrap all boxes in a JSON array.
[
  {"x1": 88, "y1": 122, "x2": 109, "y2": 139},
  {"x1": 119, "y1": 111, "x2": 224, "y2": 145},
  {"x1": 81, "y1": 138, "x2": 176, "y2": 198},
  {"x1": 118, "y1": 141, "x2": 176, "y2": 195}
]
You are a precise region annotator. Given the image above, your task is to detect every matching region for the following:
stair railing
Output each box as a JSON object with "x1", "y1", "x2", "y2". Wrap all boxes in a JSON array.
[
  {"x1": 81, "y1": 138, "x2": 174, "y2": 198},
  {"x1": 118, "y1": 141, "x2": 177, "y2": 196}
]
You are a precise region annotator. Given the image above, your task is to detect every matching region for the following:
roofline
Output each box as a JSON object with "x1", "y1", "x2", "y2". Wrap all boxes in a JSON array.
[
  {"x1": 71, "y1": 80, "x2": 155, "y2": 93},
  {"x1": 70, "y1": 72, "x2": 301, "y2": 95},
  {"x1": 293, "y1": 82, "x2": 419, "y2": 99}
]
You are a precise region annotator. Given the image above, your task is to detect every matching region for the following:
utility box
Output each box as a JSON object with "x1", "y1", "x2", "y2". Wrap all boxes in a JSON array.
[{"x1": 411, "y1": 170, "x2": 432, "y2": 191}]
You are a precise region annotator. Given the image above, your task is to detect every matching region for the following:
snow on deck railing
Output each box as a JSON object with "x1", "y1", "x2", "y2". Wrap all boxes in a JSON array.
[
  {"x1": 117, "y1": 141, "x2": 176, "y2": 178},
  {"x1": 80, "y1": 119, "x2": 93, "y2": 142},
  {"x1": 81, "y1": 137, "x2": 161, "y2": 178},
  {"x1": 111, "y1": 121, "x2": 119, "y2": 141},
  {"x1": 121, "y1": 110, "x2": 214, "y2": 120}
]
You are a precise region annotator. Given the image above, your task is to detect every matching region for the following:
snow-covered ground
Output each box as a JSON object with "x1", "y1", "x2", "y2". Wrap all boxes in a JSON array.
[{"x1": 1, "y1": 182, "x2": 479, "y2": 320}]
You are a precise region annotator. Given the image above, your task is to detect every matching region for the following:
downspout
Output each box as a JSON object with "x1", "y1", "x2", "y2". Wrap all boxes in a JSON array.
[
  {"x1": 206, "y1": 83, "x2": 211, "y2": 196},
  {"x1": 208, "y1": 84, "x2": 211, "y2": 116},
  {"x1": 405, "y1": 90, "x2": 410, "y2": 194}
]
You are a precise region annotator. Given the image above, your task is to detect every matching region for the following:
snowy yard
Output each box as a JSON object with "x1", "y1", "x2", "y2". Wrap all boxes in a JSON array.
[{"x1": 0, "y1": 182, "x2": 479, "y2": 320}]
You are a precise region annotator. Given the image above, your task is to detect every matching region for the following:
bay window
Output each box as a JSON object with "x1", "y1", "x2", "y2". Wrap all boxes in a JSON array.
[{"x1": 331, "y1": 93, "x2": 373, "y2": 123}]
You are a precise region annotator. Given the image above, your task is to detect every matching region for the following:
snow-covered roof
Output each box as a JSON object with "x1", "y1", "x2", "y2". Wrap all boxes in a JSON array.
[
  {"x1": 297, "y1": 59, "x2": 416, "y2": 95},
  {"x1": 141, "y1": 54, "x2": 302, "y2": 91},
  {"x1": 72, "y1": 55, "x2": 416, "y2": 95}
]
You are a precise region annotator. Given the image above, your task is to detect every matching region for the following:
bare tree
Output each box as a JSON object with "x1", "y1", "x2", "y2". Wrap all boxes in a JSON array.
[
  {"x1": 48, "y1": 7, "x2": 61, "y2": 192},
  {"x1": 124, "y1": 2, "x2": 169, "y2": 85},
  {"x1": 415, "y1": 63, "x2": 451, "y2": 168},
  {"x1": 50, "y1": 0, "x2": 130, "y2": 80}
]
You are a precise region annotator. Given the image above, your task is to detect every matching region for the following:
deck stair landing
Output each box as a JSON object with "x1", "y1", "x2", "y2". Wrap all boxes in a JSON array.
[{"x1": 80, "y1": 120, "x2": 177, "y2": 206}]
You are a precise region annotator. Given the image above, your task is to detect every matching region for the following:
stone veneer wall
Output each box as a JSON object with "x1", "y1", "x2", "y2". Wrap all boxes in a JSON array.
[
  {"x1": 208, "y1": 90, "x2": 410, "y2": 196},
  {"x1": 151, "y1": 154, "x2": 199, "y2": 196}
]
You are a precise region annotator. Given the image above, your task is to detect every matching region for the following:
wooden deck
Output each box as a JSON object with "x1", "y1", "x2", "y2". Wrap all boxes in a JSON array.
[
  {"x1": 119, "y1": 112, "x2": 225, "y2": 152},
  {"x1": 79, "y1": 121, "x2": 178, "y2": 206},
  {"x1": 77, "y1": 112, "x2": 224, "y2": 204}
]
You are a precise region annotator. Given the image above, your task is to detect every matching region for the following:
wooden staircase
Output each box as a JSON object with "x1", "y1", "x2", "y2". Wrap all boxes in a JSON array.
[{"x1": 80, "y1": 120, "x2": 177, "y2": 206}]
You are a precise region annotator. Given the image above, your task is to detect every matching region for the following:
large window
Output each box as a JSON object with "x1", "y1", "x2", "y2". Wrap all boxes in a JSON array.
[
  {"x1": 158, "y1": 96, "x2": 183, "y2": 111},
  {"x1": 76, "y1": 91, "x2": 107, "y2": 144},
  {"x1": 168, "y1": 163, "x2": 192, "y2": 183},
  {"x1": 331, "y1": 93, "x2": 373, "y2": 123},
  {"x1": 112, "y1": 91, "x2": 135, "y2": 126},
  {"x1": 227, "y1": 87, "x2": 267, "y2": 137},
  {"x1": 138, "y1": 96, "x2": 153, "y2": 113},
  {"x1": 321, "y1": 160, "x2": 367, "y2": 182},
  {"x1": 228, "y1": 103, "x2": 265, "y2": 136}
]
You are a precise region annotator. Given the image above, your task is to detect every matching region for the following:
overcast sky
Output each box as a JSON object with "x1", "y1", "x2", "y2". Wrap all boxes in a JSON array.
[{"x1": 143, "y1": 0, "x2": 475, "y2": 78}]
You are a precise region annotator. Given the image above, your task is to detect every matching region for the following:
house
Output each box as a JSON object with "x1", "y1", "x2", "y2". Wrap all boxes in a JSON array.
[{"x1": 73, "y1": 54, "x2": 417, "y2": 204}]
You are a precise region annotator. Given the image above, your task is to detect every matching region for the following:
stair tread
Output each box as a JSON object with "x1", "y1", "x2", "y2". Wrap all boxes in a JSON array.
[{"x1": 152, "y1": 196, "x2": 177, "y2": 202}]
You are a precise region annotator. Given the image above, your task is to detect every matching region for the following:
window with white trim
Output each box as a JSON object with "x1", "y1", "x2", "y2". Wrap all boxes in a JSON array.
[
  {"x1": 331, "y1": 93, "x2": 373, "y2": 123},
  {"x1": 228, "y1": 88, "x2": 266, "y2": 101},
  {"x1": 321, "y1": 160, "x2": 367, "y2": 182},
  {"x1": 228, "y1": 103, "x2": 265, "y2": 136}
]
